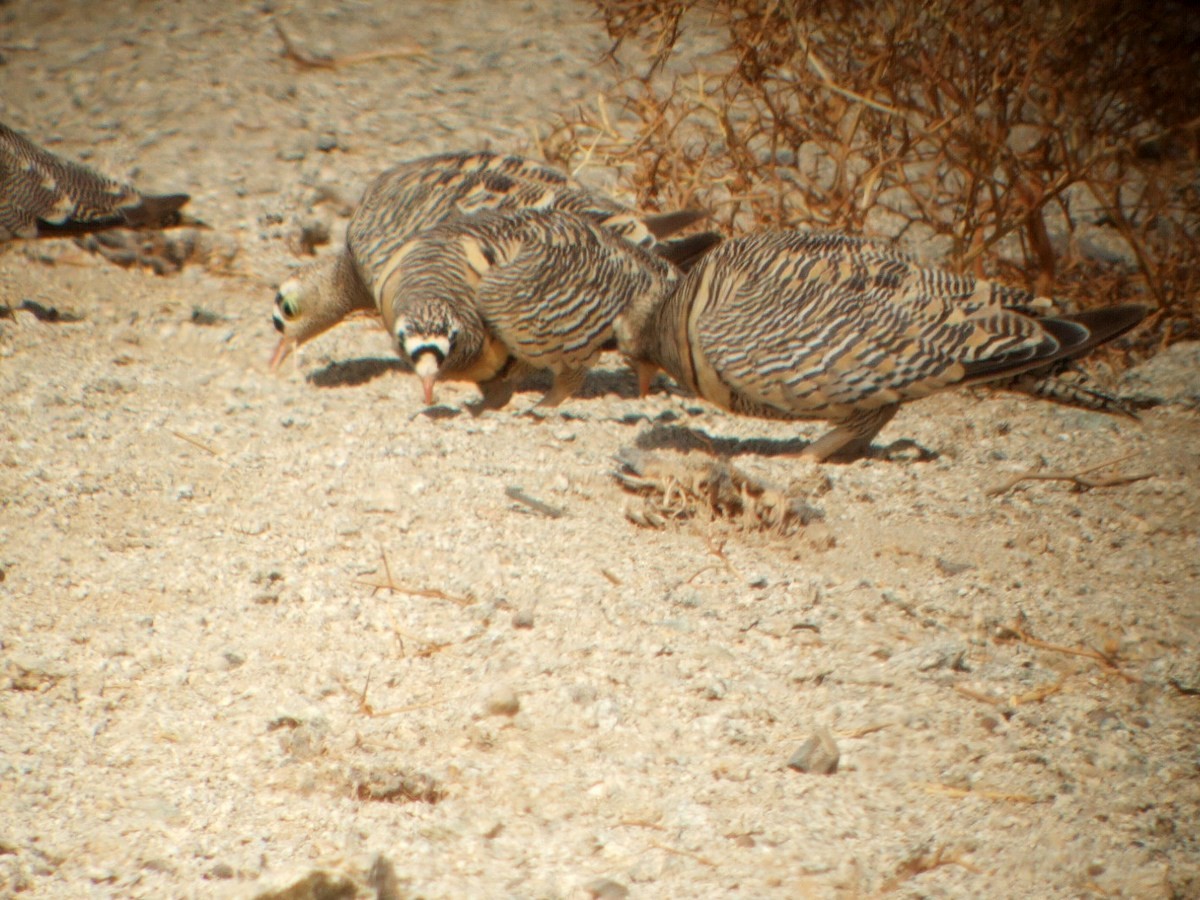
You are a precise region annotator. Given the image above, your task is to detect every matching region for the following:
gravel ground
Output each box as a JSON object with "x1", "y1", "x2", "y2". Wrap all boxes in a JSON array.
[{"x1": 2, "y1": 2, "x2": 1198, "y2": 898}]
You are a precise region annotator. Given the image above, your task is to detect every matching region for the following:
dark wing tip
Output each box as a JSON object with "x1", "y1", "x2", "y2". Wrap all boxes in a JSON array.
[
  {"x1": 123, "y1": 192, "x2": 192, "y2": 228},
  {"x1": 641, "y1": 208, "x2": 711, "y2": 239},
  {"x1": 653, "y1": 231, "x2": 724, "y2": 273}
]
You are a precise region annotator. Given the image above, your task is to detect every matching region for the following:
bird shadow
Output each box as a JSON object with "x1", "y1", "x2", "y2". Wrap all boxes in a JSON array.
[
  {"x1": 576, "y1": 366, "x2": 642, "y2": 401},
  {"x1": 488, "y1": 365, "x2": 642, "y2": 403},
  {"x1": 303, "y1": 359, "x2": 642, "y2": 401},
  {"x1": 633, "y1": 422, "x2": 938, "y2": 463},
  {"x1": 306, "y1": 356, "x2": 406, "y2": 388}
]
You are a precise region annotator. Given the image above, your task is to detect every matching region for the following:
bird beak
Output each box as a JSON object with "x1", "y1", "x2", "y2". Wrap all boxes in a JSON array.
[
  {"x1": 269, "y1": 337, "x2": 295, "y2": 371},
  {"x1": 413, "y1": 352, "x2": 440, "y2": 405}
]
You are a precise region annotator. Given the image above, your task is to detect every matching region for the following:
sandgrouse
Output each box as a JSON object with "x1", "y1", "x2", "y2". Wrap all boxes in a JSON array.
[
  {"x1": 0, "y1": 121, "x2": 189, "y2": 243},
  {"x1": 615, "y1": 230, "x2": 1148, "y2": 461},
  {"x1": 270, "y1": 150, "x2": 716, "y2": 369},
  {"x1": 379, "y1": 207, "x2": 679, "y2": 410}
]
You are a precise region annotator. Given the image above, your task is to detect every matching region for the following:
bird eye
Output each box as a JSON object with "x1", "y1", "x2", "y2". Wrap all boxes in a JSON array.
[
  {"x1": 275, "y1": 290, "x2": 299, "y2": 320},
  {"x1": 447, "y1": 325, "x2": 460, "y2": 349}
]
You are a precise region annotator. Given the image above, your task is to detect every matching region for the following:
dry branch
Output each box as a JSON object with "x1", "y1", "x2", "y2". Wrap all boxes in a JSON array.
[{"x1": 986, "y1": 451, "x2": 1152, "y2": 497}]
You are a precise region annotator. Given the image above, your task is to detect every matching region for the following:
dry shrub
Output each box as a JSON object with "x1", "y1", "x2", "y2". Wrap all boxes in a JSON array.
[
  {"x1": 612, "y1": 448, "x2": 823, "y2": 534},
  {"x1": 542, "y1": 0, "x2": 1200, "y2": 353}
]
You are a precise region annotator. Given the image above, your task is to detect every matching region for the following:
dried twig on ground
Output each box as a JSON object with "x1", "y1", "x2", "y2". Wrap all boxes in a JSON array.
[
  {"x1": 880, "y1": 843, "x2": 983, "y2": 893},
  {"x1": 612, "y1": 447, "x2": 822, "y2": 534},
  {"x1": 995, "y1": 620, "x2": 1140, "y2": 683},
  {"x1": 922, "y1": 784, "x2": 1039, "y2": 804},
  {"x1": 273, "y1": 18, "x2": 425, "y2": 70},
  {"x1": 165, "y1": 428, "x2": 219, "y2": 456},
  {"x1": 505, "y1": 485, "x2": 565, "y2": 518},
  {"x1": 356, "y1": 546, "x2": 474, "y2": 606},
  {"x1": 986, "y1": 451, "x2": 1152, "y2": 497}
]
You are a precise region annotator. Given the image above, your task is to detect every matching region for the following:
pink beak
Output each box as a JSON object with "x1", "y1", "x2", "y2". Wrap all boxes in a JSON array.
[
  {"x1": 269, "y1": 337, "x2": 294, "y2": 371},
  {"x1": 421, "y1": 374, "x2": 436, "y2": 405}
]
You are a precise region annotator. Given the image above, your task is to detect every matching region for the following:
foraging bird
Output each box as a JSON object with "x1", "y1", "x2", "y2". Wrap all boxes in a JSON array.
[
  {"x1": 270, "y1": 149, "x2": 717, "y2": 369},
  {"x1": 615, "y1": 230, "x2": 1149, "y2": 460},
  {"x1": 379, "y1": 207, "x2": 679, "y2": 409},
  {"x1": 0, "y1": 121, "x2": 190, "y2": 242}
]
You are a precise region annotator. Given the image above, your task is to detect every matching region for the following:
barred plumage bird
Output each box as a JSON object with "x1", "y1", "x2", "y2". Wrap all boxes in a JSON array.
[
  {"x1": 615, "y1": 230, "x2": 1149, "y2": 460},
  {"x1": 270, "y1": 149, "x2": 716, "y2": 369},
  {"x1": 0, "y1": 121, "x2": 190, "y2": 242},
  {"x1": 379, "y1": 207, "x2": 680, "y2": 409}
]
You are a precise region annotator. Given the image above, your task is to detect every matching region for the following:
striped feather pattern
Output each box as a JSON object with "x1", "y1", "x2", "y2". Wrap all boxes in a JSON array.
[
  {"x1": 270, "y1": 150, "x2": 713, "y2": 368},
  {"x1": 1, "y1": 121, "x2": 189, "y2": 242},
  {"x1": 380, "y1": 208, "x2": 678, "y2": 408},
  {"x1": 617, "y1": 230, "x2": 1148, "y2": 459}
]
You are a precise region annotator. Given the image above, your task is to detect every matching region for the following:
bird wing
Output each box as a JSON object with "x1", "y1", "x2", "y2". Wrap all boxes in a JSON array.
[
  {"x1": 690, "y1": 232, "x2": 1058, "y2": 418},
  {"x1": 471, "y1": 212, "x2": 672, "y2": 372}
]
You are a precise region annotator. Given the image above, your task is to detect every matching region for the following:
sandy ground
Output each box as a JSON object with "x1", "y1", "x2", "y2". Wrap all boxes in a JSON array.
[{"x1": 2, "y1": 2, "x2": 1199, "y2": 898}]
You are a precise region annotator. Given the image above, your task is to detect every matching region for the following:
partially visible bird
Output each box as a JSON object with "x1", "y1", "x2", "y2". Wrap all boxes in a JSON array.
[
  {"x1": 270, "y1": 149, "x2": 718, "y2": 369},
  {"x1": 0, "y1": 121, "x2": 190, "y2": 242},
  {"x1": 615, "y1": 230, "x2": 1149, "y2": 461},
  {"x1": 379, "y1": 207, "x2": 680, "y2": 409}
]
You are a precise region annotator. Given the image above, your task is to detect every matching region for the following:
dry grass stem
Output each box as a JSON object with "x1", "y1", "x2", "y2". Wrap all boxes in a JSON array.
[
  {"x1": 647, "y1": 840, "x2": 717, "y2": 868},
  {"x1": 952, "y1": 684, "x2": 1004, "y2": 707},
  {"x1": 923, "y1": 784, "x2": 1039, "y2": 804},
  {"x1": 880, "y1": 844, "x2": 983, "y2": 893},
  {"x1": 356, "y1": 547, "x2": 474, "y2": 606},
  {"x1": 996, "y1": 623, "x2": 1139, "y2": 683},
  {"x1": 165, "y1": 428, "x2": 219, "y2": 456}
]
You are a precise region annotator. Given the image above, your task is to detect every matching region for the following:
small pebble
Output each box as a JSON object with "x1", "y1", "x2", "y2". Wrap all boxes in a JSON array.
[
  {"x1": 484, "y1": 686, "x2": 521, "y2": 717},
  {"x1": 205, "y1": 862, "x2": 235, "y2": 880},
  {"x1": 936, "y1": 557, "x2": 974, "y2": 576},
  {"x1": 512, "y1": 610, "x2": 535, "y2": 629},
  {"x1": 788, "y1": 727, "x2": 840, "y2": 775},
  {"x1": 585, "y1": 878, "x2": 629, "y2": 899}
]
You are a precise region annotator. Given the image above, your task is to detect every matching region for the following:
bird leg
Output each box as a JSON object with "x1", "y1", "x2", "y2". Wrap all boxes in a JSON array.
[
  {"x1": 803, "y1": 404, "x2": 900, "y2": 462},
  {"x1": 471, "y1": 375, "x2": 516, "y2": 413},
  {"x1": 517, "y1": 366, "x2": 587, "y2": 418},
  {"x1": 536, "y1": 366, "x2": 588, "y2": 409}
]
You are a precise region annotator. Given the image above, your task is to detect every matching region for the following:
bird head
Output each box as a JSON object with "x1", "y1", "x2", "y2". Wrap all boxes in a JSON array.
[
  {"x1": 392, "y1": 312, "x2": 463, "y2": 405},
  {"x1": 269, "y1": 256, "x2": 366, "y2": 371}
]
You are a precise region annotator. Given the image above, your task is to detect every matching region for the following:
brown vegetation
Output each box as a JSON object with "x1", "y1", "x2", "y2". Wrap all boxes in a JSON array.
[{"x1": 543, "y1": 0, "x2": 1200, "y2": 354}]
